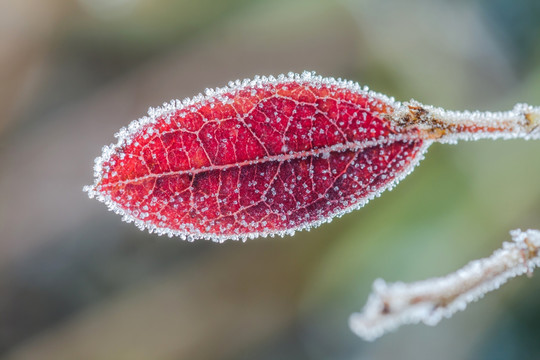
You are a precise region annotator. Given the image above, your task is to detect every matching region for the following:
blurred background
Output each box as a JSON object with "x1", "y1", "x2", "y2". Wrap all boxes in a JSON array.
[{"x1": 1, "y1": 0, "x2": 540, "y2": 359}]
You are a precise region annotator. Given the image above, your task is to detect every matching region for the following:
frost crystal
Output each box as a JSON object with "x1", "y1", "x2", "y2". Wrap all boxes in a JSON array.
[{"x1": 349, "y1": 229, "x2": 540, "y2": 341}]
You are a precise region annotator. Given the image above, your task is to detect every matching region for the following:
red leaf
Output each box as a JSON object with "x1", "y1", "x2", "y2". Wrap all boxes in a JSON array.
[{"x1": 84, "y1": 72, "x2": 429, "y2": 241}]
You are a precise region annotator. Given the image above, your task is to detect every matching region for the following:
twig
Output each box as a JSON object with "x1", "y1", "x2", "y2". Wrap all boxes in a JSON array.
[
  {"x1": 391, "y1": 102, "x2": 540, "y2": 143},
  {"x1": 349, "y1": 229, "x2": 540, "y2": 341}
]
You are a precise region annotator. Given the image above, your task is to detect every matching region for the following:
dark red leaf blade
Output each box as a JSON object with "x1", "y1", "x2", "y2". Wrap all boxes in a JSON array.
[{"x1": 84, "y1": 72, "x2": 429, "y2": 241}]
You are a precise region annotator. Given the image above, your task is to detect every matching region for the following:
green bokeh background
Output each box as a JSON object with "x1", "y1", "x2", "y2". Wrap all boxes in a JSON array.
[{"x1": 1, "y1": 0, "x2": 540, "y2": 359}]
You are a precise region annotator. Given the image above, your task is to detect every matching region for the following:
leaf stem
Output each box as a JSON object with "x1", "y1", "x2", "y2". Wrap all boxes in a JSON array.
[{"x1": 393, "y1": 101, "x2": 540, "y2": 143}]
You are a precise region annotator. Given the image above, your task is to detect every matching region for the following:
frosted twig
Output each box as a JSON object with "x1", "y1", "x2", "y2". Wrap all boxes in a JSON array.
[
  {"x1": 392, "y1": 102, "x2": 540, "y2": 143},
  {"x1": 349, "y1": 229, "x2": 540, "y2": 341}
]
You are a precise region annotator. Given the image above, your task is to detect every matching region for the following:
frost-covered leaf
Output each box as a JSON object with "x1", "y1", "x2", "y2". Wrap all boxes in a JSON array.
[
  {"x1": 84, "y1": 71, "x2": 540, "y2": 241},
  {"x1": 84, "y1": 72, "x2": 430, "y2": 241}
]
